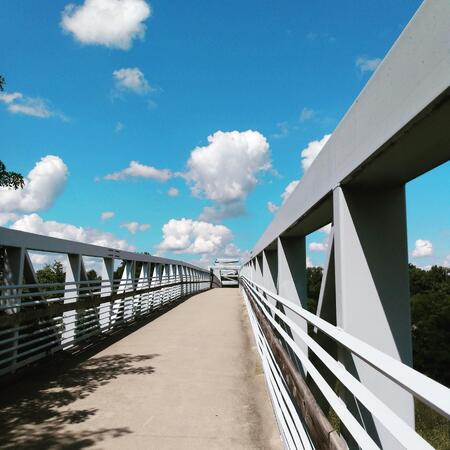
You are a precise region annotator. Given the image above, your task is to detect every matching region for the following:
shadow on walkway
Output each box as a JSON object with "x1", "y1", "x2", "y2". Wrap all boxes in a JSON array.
[
  {"x1": 0, "y1": 352, "x2": 158, "y2": 449},
  {"x1": 0, "y1": 299, "x2": 196, "y2": 449}
]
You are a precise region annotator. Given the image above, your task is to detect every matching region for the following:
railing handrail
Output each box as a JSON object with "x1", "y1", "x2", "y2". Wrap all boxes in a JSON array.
[{"x1": 241, "y1": 276, "x2": 450, "y2": 419}]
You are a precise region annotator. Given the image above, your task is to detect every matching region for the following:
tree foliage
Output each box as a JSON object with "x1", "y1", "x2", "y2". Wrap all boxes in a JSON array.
[
  {"x1": 0, "y1": 161, "x2": 25, "y2": 190},
  {"x1": 0, "y1": 75, "x2": 25, "y2": 190}
]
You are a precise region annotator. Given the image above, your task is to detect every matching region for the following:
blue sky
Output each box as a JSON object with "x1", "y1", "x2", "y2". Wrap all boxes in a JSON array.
[{"x1": 0, "y1": 0, "x2": 448, "y2": 268}]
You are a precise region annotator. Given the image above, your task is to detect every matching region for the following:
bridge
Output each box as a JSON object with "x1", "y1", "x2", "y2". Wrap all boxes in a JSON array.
[{"x1": 1, "y1": 1, "x2": 450, "y2": 449}]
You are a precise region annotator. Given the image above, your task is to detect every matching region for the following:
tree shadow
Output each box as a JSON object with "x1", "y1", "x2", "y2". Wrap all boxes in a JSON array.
[{"x1": 0, "y1": 353, "x2": 158, "y2": 449}]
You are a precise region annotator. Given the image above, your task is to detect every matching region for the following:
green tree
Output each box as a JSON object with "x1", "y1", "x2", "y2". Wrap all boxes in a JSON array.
[
  {"x1": 0, "y1": 161, "x2": 24, "y2": 189},
  {"x1": 0, "y1": 76, "x2": 25, "y2": 190}
]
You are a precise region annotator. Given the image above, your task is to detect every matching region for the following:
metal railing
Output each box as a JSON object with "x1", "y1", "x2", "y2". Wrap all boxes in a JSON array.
[
  {"x1": 0, "y1": 227, "x2": 214, "y2": 376},
  {"x1": 241, "y1": 277, "x2": 450, "y2": 450}
]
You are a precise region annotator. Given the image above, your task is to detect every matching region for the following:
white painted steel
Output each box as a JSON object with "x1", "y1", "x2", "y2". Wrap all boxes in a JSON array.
[
  {"x1": 242, "y1": 277, "x2": 450, "y2": 449},
  {"x1": 243, "y1": 277, "x2": 450, "y2": 420},
  {"x1": 0, "y1": 228, "x2": 212, "y2": 376}
]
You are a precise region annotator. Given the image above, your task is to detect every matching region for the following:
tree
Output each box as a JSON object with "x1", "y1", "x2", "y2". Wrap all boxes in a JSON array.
[
  {"x1": 0, "y1": 75, "x2": 25, "y2": 190},
  {"x1": 0, "y1": 161, "x2": 25, "y2": 189}
]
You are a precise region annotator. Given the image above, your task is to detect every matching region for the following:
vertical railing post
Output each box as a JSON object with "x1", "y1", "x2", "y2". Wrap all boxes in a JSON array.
[
  {"x1": 63, "y1": 254, "x2": 81, "y2": 348},
  {"x1": 333, "y1": 185, "x2": 413, "y2": 449},
  {"x1": 100, "y1": 257, "x2": 113, "y2": 332},
  {"x1": 2, "y1": 246, "x2": 24, "y2": 371}
]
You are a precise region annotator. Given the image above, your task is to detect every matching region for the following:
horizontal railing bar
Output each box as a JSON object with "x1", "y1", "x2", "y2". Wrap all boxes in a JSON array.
[
  {"x1": 242, "y1": 276, "x2": 450, "y2": 419},
  {"x1": 242, "y1": 283, "x2": 379, "y2": 450},
  {"x1": 243, "y1": 278, "x2": 433, "y2": 450}
]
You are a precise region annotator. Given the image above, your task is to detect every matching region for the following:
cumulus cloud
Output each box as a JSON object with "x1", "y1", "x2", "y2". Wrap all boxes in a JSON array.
[
  {"x1": 443, "y1": 255, "x2": 450, "y2": 268},
  {"x1": 412, "y1": 239, "x2": 433, "y2": 258},
  {"x1": 113, "y1": 67, "x2": 150, "y2": 94},
  {"x1": 309, "y1": 242, "x2": 327, "y2": 252},
  {"x1": 309, "y1": 223, "x2": 332, "y2": 253},
  {"x1": 61, "y1": 0, "x2": 151, "y2": 50},
  {"x1": 198, "y1": 201, "x2": 246, "y2": 223},
  {"x1": 356, "y1": 56, "x2": 381, "y2": 74},
  {"x1": 300, "y1": 134, "x2": 331, "y2": 171},
  {"x1": 0, "y1": 91, "x2": 66, "y2": 120},
  {"x1": 120, "y1": 221, "x2": 150, "y2": 234},
  {"x1": 167, "y1": 187, "x2": 179, "y2": 197},
  {"x1": 101, "y1": 211, "x2": 114, "y2": 220},
  {"x1": 183, "y1": 130, "x2": 271, "y2": 219},
  {"x1": 11, "y1": 214, "x2": 134, "y2": 250},
  {"x1": 267, "y1": 201, "x2": 279, "y2": 214},
  {"x1": 157, "y1": 218, "x2": 233, "y2": 255},
  {"x1": 0, "y1": 155, "x2": 68, "y2": 213},
  {"x1": 281, "y1": 180, "x2": 299, "y2": 204},
  {"x1": 267, "y1": 179, "x2": 299, "y2": 214},
  {"x1": 102, "y1": 160, "x2": 172, "y2": 182},
  {"x1": 0, "y1": 212, "x2": 19, "y2": 226},
  {"x1": 299, "y1": 107, "x2": 315, "y2": 122}
]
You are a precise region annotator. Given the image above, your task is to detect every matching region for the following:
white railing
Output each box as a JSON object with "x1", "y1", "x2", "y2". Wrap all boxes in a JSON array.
[
  {"x1": 0, "y1": 227, "x2": 213, "y2": 376},
  {"x1": 241, "y1": 277, "x2": 450, "y2": 450}
]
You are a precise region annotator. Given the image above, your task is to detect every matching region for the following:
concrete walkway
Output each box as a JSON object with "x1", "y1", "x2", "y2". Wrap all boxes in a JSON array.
[{"x1": 1, "y1": 288, "x2": 282, "y2": 449}]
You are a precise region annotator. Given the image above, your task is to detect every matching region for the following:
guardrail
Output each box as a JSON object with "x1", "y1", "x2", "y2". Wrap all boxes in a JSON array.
[
  {"x1": 0, "y1": 227, "x2": 214, "y2": 376},
  {"x1": 241, "y1": 277, "x2": 450, "y2": 449}
]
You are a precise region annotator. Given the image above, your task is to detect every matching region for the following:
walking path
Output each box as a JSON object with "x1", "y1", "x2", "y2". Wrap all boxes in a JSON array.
[{"x1": 1, "y1": 288, "x2": 282, "y2": 449}]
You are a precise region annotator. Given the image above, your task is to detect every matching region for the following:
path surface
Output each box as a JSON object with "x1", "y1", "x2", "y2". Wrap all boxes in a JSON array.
[{"x1": 1, "y1": 288, "x2": 282, "y2": 450}]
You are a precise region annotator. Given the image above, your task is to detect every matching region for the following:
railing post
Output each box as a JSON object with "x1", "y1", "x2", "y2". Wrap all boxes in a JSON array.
[
  {"x1": 333, "y1": 185, "x2": 413, "y2": 448},
  {"x1": 63, "y1": 254, "x2": 82, "y2": 347},
  {"x1": 277, "y1": 236, "x2": 308, "y2": 376},
  {"x1": 1, "y1": 246, "x2": 24, "y2": 371},
  {"x1": 100, "y1": 257, "x2": 113, "y2": 332}
]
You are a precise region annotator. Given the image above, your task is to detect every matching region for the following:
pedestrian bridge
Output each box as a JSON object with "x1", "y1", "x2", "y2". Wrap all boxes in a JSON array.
[{"x1": 1, "y1": 1, "x2": 450, "y2": 449}]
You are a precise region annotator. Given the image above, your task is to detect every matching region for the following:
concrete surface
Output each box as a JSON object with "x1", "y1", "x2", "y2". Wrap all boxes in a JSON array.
[{"x1": 1, "y1": 288, "x2": 282, "y2": 450}]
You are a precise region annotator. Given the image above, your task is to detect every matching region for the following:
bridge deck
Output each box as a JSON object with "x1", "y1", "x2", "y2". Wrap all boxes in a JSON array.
[{"x1": 1, "y1": 288, "x2": 282, "y2": 450}]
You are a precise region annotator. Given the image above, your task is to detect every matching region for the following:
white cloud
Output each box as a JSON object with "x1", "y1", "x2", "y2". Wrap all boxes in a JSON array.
[
  {"x1": 115, "y1": 121, "x2": 125, "y2": 132},
  {"x1": 356, "y1": 56, "x2": 381, "y2": 74},
  {"x1": 267, "y1": 201, "x2": 279, "y2": 214},
  {"x1": 157, "y1": 218, "x2": 233, "y2": 255},
  {"x1": 0, "y1": 91, "x2": 65, "y2": 120},
  {"x1": 281, "y1": 180, "x2": 299, "y2": 204},
  {"x1": 11, "y1": 214, "x2": 134, "y2": 250},
  {"x1": 300, "y1": 134, "x2": 331, "y2": 171},
  {"x1": 198, "y1": 201, "x2": 245, "y2": 223},
  {"x1": 184, "y1": 130, "x2": 270, "y2": 202},
  {"x1": 0, "y1": 212, "x2": 19, "y2": 226},
  {"x1": 0, "y1": 92, "x2": 23, "y2": 104},
  {"x1": 120, "y1": 221, "x2": 151, "y2": 234},
  {"x1": 306, "y1": 256, "x2": 313, "y2": 268},
  {"x1": 100, "y1": 211, "x2": 114, "y2": 220},
  {"x1": 309, "y1": 242, "x2": 327, "y2": 252},
  {"x1": 167, "y1": 187, "x2": 179, "y2": 197},
  {"x1": 443, "y1": 255, "x2": 450, "y2": 268},
  {"x1": 299, "y1": 107, "x2": 315, "y2": 122},
  {"x1": 0, "y1": 155, "x2": 68, "y2": 213},
  {"x1": 103, "y1": 160, "x2": 172, "y2": 182},
  {"x1": 61, "y1": 0, "x2": 151, "y2": 50},
  {"x1": 412, "y1": 239, "x2": 433, "y2": 258},
  {"x1": 266, "y1": 179, "x2": 299, "y2": 213},
  {"x1": 113, "y1": 67, "x2": 150, "y2": 94},
  {"x1": 183, "y1": 130, "x2": 271, "y2": 219}
]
